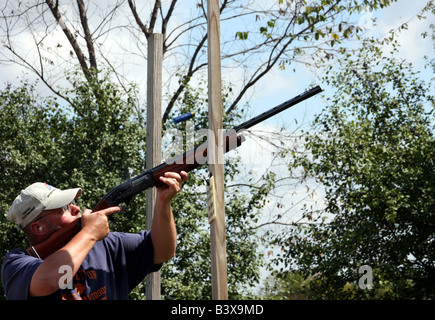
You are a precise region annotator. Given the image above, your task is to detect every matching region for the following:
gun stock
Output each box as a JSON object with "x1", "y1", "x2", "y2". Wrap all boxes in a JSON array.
[
  {"x1": 26, "y1": 198, "x2": 112, "y2": 259},
  {"x1": 26, "y1": 86, "x2": 322, "y2": 259},
  {"x1": 27, "y1": 220, "x2": 82, "y2": 259}
]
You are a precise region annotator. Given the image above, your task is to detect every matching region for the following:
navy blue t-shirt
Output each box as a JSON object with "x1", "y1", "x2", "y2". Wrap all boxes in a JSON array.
[{"x1": 1, "y1": 231, "x2": 161, "y2": 300}]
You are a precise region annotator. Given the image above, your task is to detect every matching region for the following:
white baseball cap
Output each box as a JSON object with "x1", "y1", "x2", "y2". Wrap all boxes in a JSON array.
[{"x1": 8, "y1": 182, "x2": 82, "y2": 230}]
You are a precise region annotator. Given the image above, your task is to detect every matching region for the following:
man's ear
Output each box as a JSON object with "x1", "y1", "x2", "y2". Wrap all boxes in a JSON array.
[{"x1": 29, "y1": 222, "x2": 45, "y2": 235}]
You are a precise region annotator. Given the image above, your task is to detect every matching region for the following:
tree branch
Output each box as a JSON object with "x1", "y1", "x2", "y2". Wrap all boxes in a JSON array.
[
  {"x1": 76, "y1": 0, "x2": 97, "y2": 73},
  {"x1": 127, "y1": 0, "x2": 150, "y2": 38},
  {"x1": 162, "y1": 0, "x2": 230, "y2": 123},
  {"x1": 45, "y1": 0, "x2": 91, "y2": 80},
  {"x1": 161, "y1": 0, "x2": 177, "y2": 51},
  {"x1": 162, "y1": 34, "x2": 208, "y2": 123}
]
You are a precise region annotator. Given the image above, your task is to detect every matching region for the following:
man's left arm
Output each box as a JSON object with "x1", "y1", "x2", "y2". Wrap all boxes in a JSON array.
[{"x1": 151, "y1": 171, "x2": 188, "y2": 264}]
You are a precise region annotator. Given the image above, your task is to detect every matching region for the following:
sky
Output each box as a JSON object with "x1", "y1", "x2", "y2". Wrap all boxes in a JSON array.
[
  {"x1": 236, "y1": 0, "x2": 435, "y2": 212},
  {"x1": 243, "y1": 0, "x2": 434, "y2": 124},
  {"x1": 1, "y1": 0, "x2": 433, "y2": 113},
  {"x1": 236, "y1": 0, "x2": 435, "y2": 192}
]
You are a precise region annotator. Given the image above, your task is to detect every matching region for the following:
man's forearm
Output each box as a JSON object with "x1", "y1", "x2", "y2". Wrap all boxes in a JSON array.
[
  {"x1": 28, "y1": 208, "x2": 113, "y2": 297},
  {"x1": 150, "y1": 171, "x2": 186, "y2": 264},
  {"x1": 28, "y1": 229, "x2": 97, "y2": 297},
  {"x1": 151, "y1": 199, "x2": 177, "y2": 264}
]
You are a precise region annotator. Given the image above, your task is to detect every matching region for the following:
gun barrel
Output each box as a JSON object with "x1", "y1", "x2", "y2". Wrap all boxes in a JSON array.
[
  {"x1": 152, "y1": 132, "x2": 245, "y2": 187},
  {"x1": 233, "y1": 85, "x2": 322, "y2": 132}
]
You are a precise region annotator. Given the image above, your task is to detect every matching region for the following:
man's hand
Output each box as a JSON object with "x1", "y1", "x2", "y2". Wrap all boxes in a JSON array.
[
  {"x1": 81, "y1": 206, "x2": 121, "y2": 242},
  {"x1": 157, "y1": 171, "x2": 188, "y2": 203}
]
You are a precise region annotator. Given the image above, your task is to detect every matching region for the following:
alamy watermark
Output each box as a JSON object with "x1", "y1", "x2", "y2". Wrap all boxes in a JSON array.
[
  {"x1": 358, "y1": 265, "x2": 373, "y2": 290},
  {"x1": 161, "y1": 118, "x2": 282, "y2": 169},
  {"x1": 58, "y1": 265, "x2": 73, "y2": 290},
  {"x1": 162, "y1": 120, "x2": 245, "y2": 166}
]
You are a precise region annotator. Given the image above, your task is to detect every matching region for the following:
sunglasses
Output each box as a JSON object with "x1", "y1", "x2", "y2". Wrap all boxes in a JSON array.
[{"x1": 33, "y1": 201, "x2": 77, "y2": 222}]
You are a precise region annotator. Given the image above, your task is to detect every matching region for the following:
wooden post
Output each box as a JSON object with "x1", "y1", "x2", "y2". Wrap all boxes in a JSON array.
[
  {"x1": 207, "y1": 0, "x2": 228, "y2": 300},
  {"x1": 146, "y1": 33, "x2": 163, "y2": 300}
]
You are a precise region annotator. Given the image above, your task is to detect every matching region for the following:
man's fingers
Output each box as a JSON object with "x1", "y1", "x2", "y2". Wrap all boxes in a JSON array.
[
  {"x1": 87, "y1": 206, "x2": 122, "y2": 216},
  {"x1": 81, "y1": 208, "x2": 92, "y2": 216},
  {"x1": 162, "y1": 171, "x2": 181, "y2": 180},
  {"x1": 83, "y1": 206, "x2": 121, "y2": 216},
  {"x1": 159, "y1": 171, "x2": 187, "y2": 193},
  {"x1": 160, "y1": 171, "x2": 188, "y2": 184},
  {"x1": 180, "y1": 170, "x2": 188, "y2": 182},
  {"x1": 101, "y1": 206, "x2": 122, "y2": 216},
  {"x1": 159, "y1": 176, "x2": 179, "y2": 190}
]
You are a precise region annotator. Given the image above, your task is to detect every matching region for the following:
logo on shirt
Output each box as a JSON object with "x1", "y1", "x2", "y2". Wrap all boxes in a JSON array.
[{"x1": 58, "y1": 266, "x2": 107, "y2": 300}]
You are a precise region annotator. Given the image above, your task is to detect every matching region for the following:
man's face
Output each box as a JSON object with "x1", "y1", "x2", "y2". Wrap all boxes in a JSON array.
[{"x1": 37, "y1": 203, "x2": 81, "y2": 232}]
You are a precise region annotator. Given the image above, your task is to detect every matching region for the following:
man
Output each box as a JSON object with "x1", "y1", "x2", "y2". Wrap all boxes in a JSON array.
[{"x1": 1, "y1": 171, "x2": 188, "y2": 300}]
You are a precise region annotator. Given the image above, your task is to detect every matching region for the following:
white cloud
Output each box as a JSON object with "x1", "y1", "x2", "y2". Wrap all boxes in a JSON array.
[{"x1": 367, "y1": 0, "x2": 434, "y2": 68}]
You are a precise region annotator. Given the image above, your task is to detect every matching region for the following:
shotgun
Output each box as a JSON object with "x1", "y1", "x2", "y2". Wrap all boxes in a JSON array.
[{"x1": 26, "y1": 85, "x2": 322, "y2": 259}]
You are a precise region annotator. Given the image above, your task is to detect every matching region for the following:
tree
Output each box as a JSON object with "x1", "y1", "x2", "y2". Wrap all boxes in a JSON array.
[{"x1": 271, "y1": 39, "x2": 435, "y2": 299}]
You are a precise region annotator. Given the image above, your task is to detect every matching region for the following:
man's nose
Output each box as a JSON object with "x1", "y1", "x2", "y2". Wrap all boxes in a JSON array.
[{"x1": 70, "y1": 204, "x2": 81, "y2": 216}]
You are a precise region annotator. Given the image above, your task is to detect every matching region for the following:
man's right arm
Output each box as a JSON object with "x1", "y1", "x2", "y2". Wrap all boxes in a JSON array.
[{"x1": 28, "y1": 206, "x2": 120, "y2": 297}]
